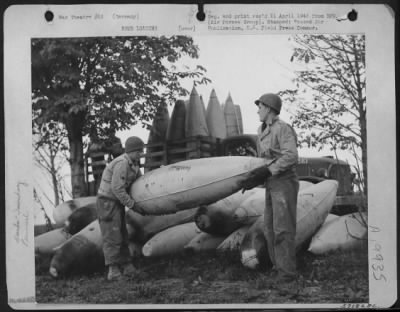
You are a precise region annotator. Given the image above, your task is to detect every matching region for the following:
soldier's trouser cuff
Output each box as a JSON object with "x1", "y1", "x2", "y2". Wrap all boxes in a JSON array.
[{"x1": 97, "y1": 198, "x2": 130, "y2": 266}]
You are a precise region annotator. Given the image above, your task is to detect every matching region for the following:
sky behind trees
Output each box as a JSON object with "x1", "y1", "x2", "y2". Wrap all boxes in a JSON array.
[
  {"x1": 34, "y1": 34, "x2": 361, "y2": 224},
  {"x1": 119, "y1": 34, "x2": 355, "y2": 161}
]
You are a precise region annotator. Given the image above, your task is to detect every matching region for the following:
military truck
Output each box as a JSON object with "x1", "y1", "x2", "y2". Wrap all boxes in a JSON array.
[
  {"x1": 222, "y1": 134, "x2": 364, "y2": 215},
  {"x1": 85, "y1": 134, "x2": 364, "y2": 214}
]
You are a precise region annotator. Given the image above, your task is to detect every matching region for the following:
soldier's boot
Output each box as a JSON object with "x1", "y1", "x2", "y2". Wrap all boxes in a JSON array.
[
  {"x1": 275, "y1": 272, "x2": 297, "y2": 283},
  {"x1": 269, "y1": 267, "x2": 279, "y2": 279},
  {"x1": 107, "y1": 265, "x2": 122, "y2": 281},
  {"x1": 122, "y1": 262, "x2": 139, "y2": 277}
]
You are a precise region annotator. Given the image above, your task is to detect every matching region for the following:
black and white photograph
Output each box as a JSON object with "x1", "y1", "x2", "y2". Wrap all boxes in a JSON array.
[{"x1": 4, "y1": 3, "x2": 397, "y2": 309}]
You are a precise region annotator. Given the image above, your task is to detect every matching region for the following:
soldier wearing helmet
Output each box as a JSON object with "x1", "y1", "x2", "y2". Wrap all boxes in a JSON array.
[
  {"x1": 97, "y1": 136, "x2": 145, "y2": 281},
  {"x1": 242, "y1": 93, "x2": 299, "y2": 284}
]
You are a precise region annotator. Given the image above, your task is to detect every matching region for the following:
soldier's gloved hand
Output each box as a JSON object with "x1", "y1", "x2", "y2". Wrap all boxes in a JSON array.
[
  {"x1": 241, "y1": 179, "x2": 262, "y2": 193},
  {"x1": 241, "y1": 166, "x2": 271, "y2": 193},
  {"x1": 250, "y1": 165, "x2": 272, "y2": 179}
]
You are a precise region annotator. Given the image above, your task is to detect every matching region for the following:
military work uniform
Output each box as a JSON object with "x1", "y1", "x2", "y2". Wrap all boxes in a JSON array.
[
  {"x1": 257, "y1": 116, "x2": 299, "y2": 279},
  {"x1": 97, "y1": 153, "x2": 141, "y2": 267}
]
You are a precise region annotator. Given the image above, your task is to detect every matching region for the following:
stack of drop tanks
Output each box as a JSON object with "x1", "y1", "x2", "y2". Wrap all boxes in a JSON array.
[{"x1": 240, "y1": 180, "x2": 339, "y2": 270}]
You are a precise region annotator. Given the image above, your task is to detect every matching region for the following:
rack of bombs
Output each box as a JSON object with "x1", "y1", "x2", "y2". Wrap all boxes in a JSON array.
[{"x1": 143, "y1": 87, "x2": 243, "y2": 172}]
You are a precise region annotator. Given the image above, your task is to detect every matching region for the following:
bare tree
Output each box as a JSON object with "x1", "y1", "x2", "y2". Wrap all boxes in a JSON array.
[
  {"x1": 280, "y1": 34, "x2": 366, "y2": 198},
  {"x1": 33, "y1": 121, "x2": 71, "y2": 212}
]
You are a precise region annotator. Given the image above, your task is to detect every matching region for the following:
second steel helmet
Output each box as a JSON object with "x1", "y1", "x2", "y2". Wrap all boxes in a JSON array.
[
  {"x1": 125, "y1": 136, "x2": 145, "y2": 153},
  {"x1": 255, "y1": 93, "x2": 282, "y2": 114}
]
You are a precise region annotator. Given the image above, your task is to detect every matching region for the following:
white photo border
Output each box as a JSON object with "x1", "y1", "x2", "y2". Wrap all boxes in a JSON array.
[{"x1": 4, "y1": 3, "x2": 397, "y2": 309}]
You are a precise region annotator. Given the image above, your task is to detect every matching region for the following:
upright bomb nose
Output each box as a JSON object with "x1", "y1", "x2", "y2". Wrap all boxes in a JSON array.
[
  {"x1": 186, "y1": 86, "x2": 209, "y2": 137},
  {"x1": 206, "y1": 89, "x2": 226, "y2": 139}
]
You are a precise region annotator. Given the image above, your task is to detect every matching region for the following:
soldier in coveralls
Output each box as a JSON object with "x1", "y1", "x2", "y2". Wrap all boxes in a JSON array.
[
  {"x1": 242, "y1": 93, "x2": 299, "y2": 283},
  {"x1": 97, "y1": 136, "x2": 145, "y2": 281}
]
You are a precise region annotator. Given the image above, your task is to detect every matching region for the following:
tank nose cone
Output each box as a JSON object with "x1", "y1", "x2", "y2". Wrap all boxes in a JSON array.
[
  {"x1": 241, "y1": 249, "x2": 259, "y2": 269},
  {"x1": 233, "y1": 207, "x2": 247, "y2": 220},
  {"x1": 195, "y1": 214, "x2": 210, "y2": 230},
  {"x1": 308, "y1": 238, "x2": 325, "y2": 255},
  {"x1": 142, "y1": 244, "x2": 152, "y2": 257},
  {"x1": 49, "y1": 267, "x2": 58, "y2": 278}
]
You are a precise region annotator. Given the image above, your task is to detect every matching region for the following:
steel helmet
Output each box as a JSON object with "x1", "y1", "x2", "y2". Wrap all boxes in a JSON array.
[
  {"x1": 254, "y1": 93, "x2": 282, "y2": 114},
  {"x1": 125, "y1": 136, "x2": 145, "y2": 153}
]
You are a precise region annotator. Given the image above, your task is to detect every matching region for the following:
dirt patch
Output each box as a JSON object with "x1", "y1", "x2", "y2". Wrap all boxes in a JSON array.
[{"x1": 35, "y1": 247, "x2": 369, "y2": 305}]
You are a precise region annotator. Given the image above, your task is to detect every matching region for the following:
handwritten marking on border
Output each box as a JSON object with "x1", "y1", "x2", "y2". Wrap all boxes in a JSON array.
[
  {"x1": 369, "y1": 225, "x2": 387, "y2": 283},
  {"x1": 13, "y1": 181, "x2": 29, "y2": 246}
]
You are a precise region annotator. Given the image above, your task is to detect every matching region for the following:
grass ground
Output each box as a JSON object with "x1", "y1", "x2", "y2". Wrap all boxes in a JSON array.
[{"x1": 35, "y1": 245, "x2": 368, "y2": 305}]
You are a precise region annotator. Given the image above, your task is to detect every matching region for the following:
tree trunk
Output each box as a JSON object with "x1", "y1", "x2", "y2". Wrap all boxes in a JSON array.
[
  {"x1": 360, "y1": 114, "x2": 367, "y2": 198},
  {"x1": 49, "y1": 152, "x2": 60, "y2": 206},
  {"x1": 66, "y1": 111, "x2": 87, "y2": 198},
  {"x1": 33, "y1": 188, "x2": 54, "y2": 231}
]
